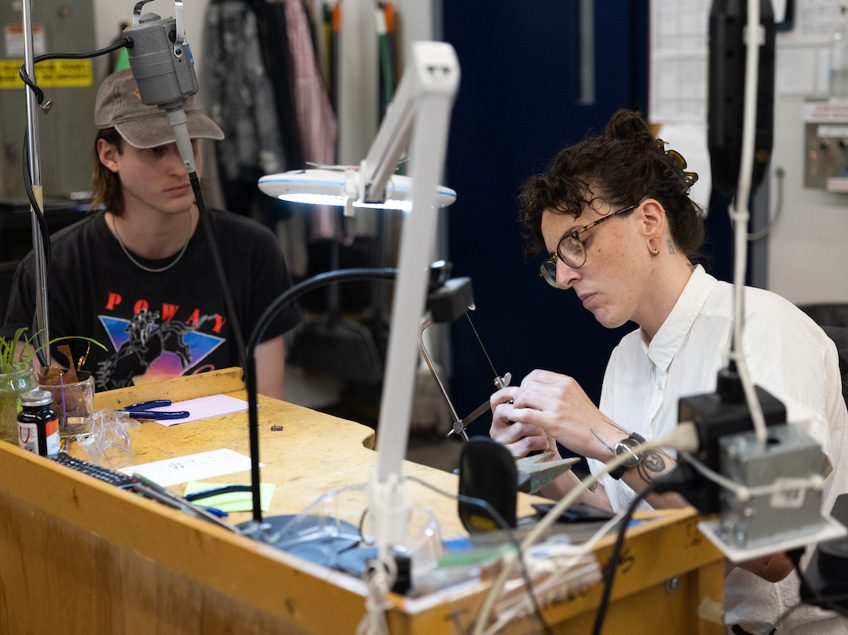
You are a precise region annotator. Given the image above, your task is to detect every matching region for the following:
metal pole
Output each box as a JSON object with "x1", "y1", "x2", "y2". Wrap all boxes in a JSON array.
[{"x1": 22, "y1": 0, "x2": 50, "y2": 360}]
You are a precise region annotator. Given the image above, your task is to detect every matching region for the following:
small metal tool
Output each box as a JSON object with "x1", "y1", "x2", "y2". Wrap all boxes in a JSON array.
[
  {"x1": 465, "y1": 311, "x2": 511, "y2": 390},
  {"x1": 131, "y1": 472, "x2": 237, "y2": 533},
  {"x1": 123, "y1": 400, "x2": 190, "y2": 420},
  {"x1": 417, "y1": 310, "x2": 511, "y2": 441}
]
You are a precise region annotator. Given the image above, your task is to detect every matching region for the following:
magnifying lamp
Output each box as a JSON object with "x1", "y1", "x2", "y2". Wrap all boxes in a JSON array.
[
  {"x1": 258, "y1": 41, "x2": 459, "y2": 568},
  {"x1": 258, "y1": 168, "x2": 456, "y2": 212}
]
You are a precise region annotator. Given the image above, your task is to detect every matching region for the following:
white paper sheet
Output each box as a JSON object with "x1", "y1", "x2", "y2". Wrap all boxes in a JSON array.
[
  {"x1": 135, "y1": 394, "x2": 248, "y2": 427},
  {"x1": 649, "y1": 0, "x2": 711, "y2": 123},
  {"x1": 777, "y1": 46, "x2": 819, "y2": 95},
  {"x1": 120, "y1": 448, "x2": 256, "y2": 487}
]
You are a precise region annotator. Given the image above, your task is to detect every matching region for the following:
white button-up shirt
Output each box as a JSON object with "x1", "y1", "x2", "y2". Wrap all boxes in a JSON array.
[{"x1": 588, "y1": 265, "x2": 848, "y2": 634}]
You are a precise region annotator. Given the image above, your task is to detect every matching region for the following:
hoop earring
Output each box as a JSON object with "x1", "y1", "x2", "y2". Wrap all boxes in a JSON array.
[{"x1": 649, "y1": 241, "x2": 660, "y2": 257}]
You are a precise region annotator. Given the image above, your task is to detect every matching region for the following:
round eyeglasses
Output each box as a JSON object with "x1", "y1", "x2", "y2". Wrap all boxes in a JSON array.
[{"x1": 539, "y1": 202, "x2": 640, "y2": 288}]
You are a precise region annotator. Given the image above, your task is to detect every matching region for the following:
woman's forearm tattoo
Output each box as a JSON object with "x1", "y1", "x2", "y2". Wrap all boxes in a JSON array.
[
  {"x1": 591, "y1": 429, "x2": 616, "y2": 455},
  {"x1": 636, "y1": 449, "x2": 668, "y2": 483}
]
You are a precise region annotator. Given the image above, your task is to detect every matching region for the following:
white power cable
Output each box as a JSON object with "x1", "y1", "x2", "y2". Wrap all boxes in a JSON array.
[
  {"x1": 482, "y1": 558, "x2": 600, "y2": 635},
  {"x1": 681, "y1": 451, "x2": 824, "y2": 503},
  {"x1": 471, "y1": 423, "x2": 701, "y2": 635},
  {"x1": 482, "y1": 511, "x2": 626, "y2": 634},
  {"x1": 356, "y1": 546, "x2": 397, "y2": 635},
  {"x1": 727, "y1": 0, "x2": 768, "y2": 446},
  {"x1": 747, "y1": 166, "x2": 785, "y2": 241}
]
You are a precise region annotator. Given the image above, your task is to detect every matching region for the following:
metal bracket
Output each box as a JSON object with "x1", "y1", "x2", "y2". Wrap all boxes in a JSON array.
[{"x1": 132, "y1": 0, "x2": 154, "y2": 25}]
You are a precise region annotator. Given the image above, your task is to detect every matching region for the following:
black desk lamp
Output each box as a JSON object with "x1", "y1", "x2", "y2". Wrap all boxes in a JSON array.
[{"x1": 240, "y1": 263, "x2": 472, "y2": 547}]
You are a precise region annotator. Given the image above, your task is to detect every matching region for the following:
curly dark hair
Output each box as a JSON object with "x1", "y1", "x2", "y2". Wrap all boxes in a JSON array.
[{"x1": 517, "y1": 109, "x2": 704, "y2": 258}]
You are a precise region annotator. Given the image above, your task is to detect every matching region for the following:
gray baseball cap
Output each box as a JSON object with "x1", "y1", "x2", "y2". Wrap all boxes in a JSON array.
[{"x1": 94, "y1": 69, "x2": 224, "y2": 148}]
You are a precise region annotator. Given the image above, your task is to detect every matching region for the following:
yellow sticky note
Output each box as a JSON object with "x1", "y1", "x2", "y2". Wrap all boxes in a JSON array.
[{"x1": 183, "y1": 481, "x2": 275, "y2": 512}]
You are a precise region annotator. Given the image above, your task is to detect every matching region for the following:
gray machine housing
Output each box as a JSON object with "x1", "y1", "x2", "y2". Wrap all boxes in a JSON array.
[
  {"x1": 123, "y1": 13, "x2": 197, "y2": 111},
  {"x1": 719, "y1": 423, "x2": 826, "y2": 549}
]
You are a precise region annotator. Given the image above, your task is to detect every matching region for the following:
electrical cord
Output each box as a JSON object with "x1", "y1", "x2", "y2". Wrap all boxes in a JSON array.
[
  {"x1": 184, "y1": 484, "x2": 252, "y2": 502},
  {"x1": 17, "y1": 38, "x2": 130, "y2": 366},
  {"x1": 590, "y1": 482, "x2": 657, "y2": 635},
  {"x1": 786, "y1": 547, "x2": 848, "y2": 622},
  {"x1": 486, "y1": 513, "x2": 626, "y2": 635},
  {"x1": 725, "y1": 0, "x2": 768, "y2": 446},
  {"x1": 189, "y1": 173, "x2": 246, "y2": 370},
  {"x1": 471, "y1": 423, "x2": 701, "y2": 635},
  {"x1": 22, "y1": 133, "x2": 52, "y2": 368},
  {"x1": 771, "y1": 593, "x2": 848, "y2": 632},
  {"x1": 747, "y1": 166, "x2": 785, "y2": 241},
  {"x1": 243, "y1": 268, "x2": 397, "y2": 524},
  {"x1": 357, "y1": 546, "x2": 395, "y2": 635},
  {"x1": 21, "y1": 135, "x2": 51, "y2": 270},
  {"x1": 17, "y1": 38, "x2": 131, "y2": 106},
  {"x1": 405, "y1": 475, "x2": 553, "y2": 635},
  {"x1": 681, "y1": 451, "x2": 824, "y2": 503}
]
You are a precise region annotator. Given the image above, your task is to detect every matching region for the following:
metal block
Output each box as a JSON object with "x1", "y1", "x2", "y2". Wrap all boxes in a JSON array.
[{"x1": 718, "y1": 423, "x2": 825, "y2": 549}]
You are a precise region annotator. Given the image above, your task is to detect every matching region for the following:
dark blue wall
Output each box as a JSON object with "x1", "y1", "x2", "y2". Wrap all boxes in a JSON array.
[{"x1": 441, "y1": 1, "x2": 652, "y2": 432}]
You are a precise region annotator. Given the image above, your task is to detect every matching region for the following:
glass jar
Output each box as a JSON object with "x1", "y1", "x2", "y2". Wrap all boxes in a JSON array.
[
  {"x1": 0, "y1": 367, "x2": 38, "y2": 444},
  {"x1": 39, "y1": 370, "x2": 95, "y2": 436}
]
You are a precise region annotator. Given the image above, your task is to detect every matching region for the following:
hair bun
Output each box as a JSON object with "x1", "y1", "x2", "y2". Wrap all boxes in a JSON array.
[{"x1": 604, "y1": 109, "x2": 654, "y2": 146}]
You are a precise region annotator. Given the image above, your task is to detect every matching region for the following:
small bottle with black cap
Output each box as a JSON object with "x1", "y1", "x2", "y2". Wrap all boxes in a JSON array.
[{"x1": 17, "y1": 389, "x2": 59, "y2": 457}]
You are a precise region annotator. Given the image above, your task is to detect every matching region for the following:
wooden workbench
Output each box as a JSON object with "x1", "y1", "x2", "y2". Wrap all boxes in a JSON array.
[{"x1": 0, "y1": 368, "x2": 725, "y2": 634}]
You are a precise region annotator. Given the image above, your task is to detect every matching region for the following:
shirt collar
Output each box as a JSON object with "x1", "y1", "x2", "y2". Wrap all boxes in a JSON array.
[{"x1": 640, "y1": 264, "x2": 716, "y2": 371}]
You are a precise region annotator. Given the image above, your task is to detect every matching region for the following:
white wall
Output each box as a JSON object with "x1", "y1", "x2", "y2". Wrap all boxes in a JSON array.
[
  {"x1": 336, "y1": 0, "x2": 438, "y2": 163},
  {"x1": 768, "y1": 101, "x2": 848, "y2": 304}
]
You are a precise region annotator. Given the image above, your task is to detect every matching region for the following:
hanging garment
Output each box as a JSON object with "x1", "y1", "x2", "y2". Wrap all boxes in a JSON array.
[
  {"x1": 253, "y1": 0, "x2": 304, "y2": 171},
  {"x1": 283, "y1": 0, "x2": 339, "y2": 240},
  {"x1": 204, "y1": 0, "x2": 287, "y2": 190},
  {"x1": 283, "y1": 0, "x2": 336, "y2": 166}
]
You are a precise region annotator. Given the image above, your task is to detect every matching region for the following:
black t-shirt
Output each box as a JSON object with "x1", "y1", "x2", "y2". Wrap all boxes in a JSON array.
[{"x1": 2, "y1": 209, "x2": 300, "y2": 391}]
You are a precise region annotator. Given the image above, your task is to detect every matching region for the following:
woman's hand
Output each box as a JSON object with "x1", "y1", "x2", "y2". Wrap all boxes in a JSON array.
[
  {"x1": 490, "y1": 385, "x2": 553, "y2": 458},
  {"x1": 492, "y1": 369, "x2": 613, "y2": 459}
]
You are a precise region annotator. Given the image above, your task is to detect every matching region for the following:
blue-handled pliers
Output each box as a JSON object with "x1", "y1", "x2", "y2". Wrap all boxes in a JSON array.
[{"x1": 123, "y1": 400, "x2": 190, "y2": 420}]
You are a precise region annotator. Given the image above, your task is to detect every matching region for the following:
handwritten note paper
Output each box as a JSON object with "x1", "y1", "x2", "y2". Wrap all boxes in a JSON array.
[
  {"x1": 138, "y1": 394, "x2": 248, "y2": 427},
  {"x1": 120, "y1": 448, "x2": 257, "y2": 487}
]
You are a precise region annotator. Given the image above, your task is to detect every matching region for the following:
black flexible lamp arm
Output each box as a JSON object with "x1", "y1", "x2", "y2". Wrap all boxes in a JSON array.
[{"x1": 244, "y1": 268, "x2": 398, "y2": 524}]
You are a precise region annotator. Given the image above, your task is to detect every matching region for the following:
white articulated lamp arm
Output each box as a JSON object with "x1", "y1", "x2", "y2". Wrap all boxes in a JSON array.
[
  {"x1": 367, "y1": 41, "x2": 459, "y2": 548},
  {"x1": 358, "y1": 48, "x2": 421, "y2": 203}
]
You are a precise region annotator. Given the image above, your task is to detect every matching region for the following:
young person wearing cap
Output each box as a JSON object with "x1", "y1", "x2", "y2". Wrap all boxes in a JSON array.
[{"x1": 2, "y1": 70, "x2": 300, "y2": 397}]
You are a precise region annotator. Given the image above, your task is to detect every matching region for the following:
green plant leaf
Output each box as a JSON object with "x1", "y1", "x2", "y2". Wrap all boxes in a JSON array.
[{"x1": 0, "y1": 331, "x2": 107, "y2": 374}]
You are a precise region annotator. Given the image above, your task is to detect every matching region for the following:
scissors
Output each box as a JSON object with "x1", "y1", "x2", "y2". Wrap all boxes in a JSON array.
[{"x1": 123, "y1": 400, "x2": 190, "y2": 420}]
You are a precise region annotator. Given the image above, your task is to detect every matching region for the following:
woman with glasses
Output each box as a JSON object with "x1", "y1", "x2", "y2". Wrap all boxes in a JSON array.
[{"x1": 490, "y1": 110, "x2": 848, "y2": 634}]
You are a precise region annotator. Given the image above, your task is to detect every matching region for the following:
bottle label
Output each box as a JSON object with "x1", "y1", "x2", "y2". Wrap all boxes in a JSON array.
[
  {"x1": 18, "y1": 417, "x2": 59, "y2": 456},
  {"x1": 18, "y1": 422, "x2": 37, "y2": 454},
  {"x1": 45, "y1": 417, "x2": 59, "y2": 456}
]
